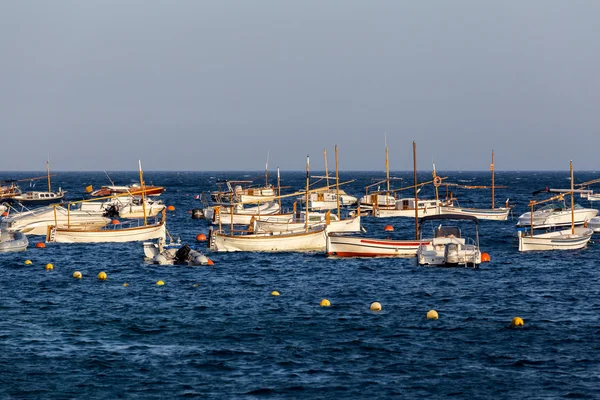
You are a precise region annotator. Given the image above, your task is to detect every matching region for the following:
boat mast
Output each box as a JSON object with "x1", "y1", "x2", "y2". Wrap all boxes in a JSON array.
[
  {"x1": 413, "y1": 141, "x2": 419, "y2": 240},
  {"x1": 335, "y1": 145, "x2": 340, "y2": 218},
  {"x1": 385, "y1": 143, "x2": 390, "y2": 193},
  {"x1": 571, "y1": 160, "x2": 575, "y2": 235},
  {"x1": 46, "y1": 160, "x2": 51, "y2": 193},
  {"x1": 324, "y1": 149, "x2": 330, "y2": 189},
  {"x1": 138, "y1": 160, "x2": 148, "y2": 226},
  {"x1": 432, "y1": 161, "x2": 439, "y2": 202},
  {"x1": 305, "y1": 155, "x2": 310, "y2": 232},
  {"x1": 265, "y1": 151, "x2": 270, "y2": 188},
  {"x1": 491, "y1": 150, "x2": 495, "y2": 209},
  {"x1": 277, "y1": 167, "x2": 282, "y2": 210}
]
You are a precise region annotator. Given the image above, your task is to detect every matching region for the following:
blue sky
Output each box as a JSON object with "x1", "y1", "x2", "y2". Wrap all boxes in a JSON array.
[{"x1": 2, "y1": 1, "x2": 599, "y2": 171}]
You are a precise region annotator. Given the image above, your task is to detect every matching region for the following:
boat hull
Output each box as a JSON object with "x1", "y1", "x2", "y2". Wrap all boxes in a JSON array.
[
  {"x1": 209, "y1": 227, "x2": 327, "y2": 252},
  {"x1": 327, "y1": 234, "x2": 429, "y2": 257},
  {"x1": 255, "y1": 215, "x2": 361, "y2": 234},
  {"x1": 0, "y1": 231, "x2": 28, "y2": 252},
  {"x1": 517, "y1": 209, "x2": 598, "y2": 228},
  {"x1": 517, "y1": 228, "x2": 593, "y2": 252},
  {"x1": 440, "y1": 206, "x2": 511, "y2": 221},
  {"x1": 2, "y1": 206, "x2": 111, "y2": 236},
  {"x1": 47, "y1": 221, "x2": 166, "y2": 243}
]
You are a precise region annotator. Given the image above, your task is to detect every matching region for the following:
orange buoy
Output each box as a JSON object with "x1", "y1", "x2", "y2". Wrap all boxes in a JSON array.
[
  {"x1": 111, "y1": 219, "x2": 120, "y2": 225},
  {"x1": 35, "y1": 242, "x2": 46, "y2": 249},
  {"x1": 481, "y1": 252, "x2": 491, "y2": 262},
  {"x1": 384, "y1": 225, "x2": 394, "y2": 232},
  {"x1": 1, "y1": 211, "x2": 7, "y2": 217},
  {"x1": 196, "y1": 233, "x2": 207, "y2": 241},
  {"x1": 167, "y1": 205, "x2": 176, "y2": 211},
  {"x1": 207, "y1": 259, "x2": 214, "y2": 266}
]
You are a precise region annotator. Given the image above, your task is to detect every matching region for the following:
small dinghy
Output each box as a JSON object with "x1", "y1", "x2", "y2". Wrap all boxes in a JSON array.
[
  {"x1": 0, "y1": 229, "x2": 29, "y2": 252},
  {"x1": 143, "y1": 238, "x2": 213, "y2": 266}
]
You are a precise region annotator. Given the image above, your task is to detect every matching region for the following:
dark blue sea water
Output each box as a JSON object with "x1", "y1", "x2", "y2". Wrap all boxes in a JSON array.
[{"x1": 1, "y1": 170, "x2": 600, "y2": 399}]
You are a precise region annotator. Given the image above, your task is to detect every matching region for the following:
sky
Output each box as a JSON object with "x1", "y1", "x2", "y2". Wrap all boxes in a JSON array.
[{"x1": 1, "y1": 1, "x2": 599, "y2": 172}]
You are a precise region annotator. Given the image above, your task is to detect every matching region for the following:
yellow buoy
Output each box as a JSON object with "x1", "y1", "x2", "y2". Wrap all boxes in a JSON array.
[
  {"x1": 427, "y1": 310, "x2": 439, "y2": 320},
  {"x1": 320, "y1": 299, "x2": 331, "y2": 307},
  {"x1": 156, "y1": 280, "x2": 165, "y2": 285},
  {"x1": 123, "y1": 283, "x2": 129, "y2": 287},
  {"x1": 45, "y1": 263, "x2": 54, "y2": 271},
  {"x1": 24, "y1": 260, "x2": 32, "y2": 265},
  {"x1": 97, "y1": 271, "x2": 107, "y2": 280},
  {"x1": 512, "y1": 317, "x2": 524, "y2": 327},
  {"x1": 370, "y1": 302, "x2": 382, "y2": 312},
  {"x1": 85, "y1": 185, "x2": 93, "y2": 193},
  {"x1": 271, "y1": 291, "x2": 280, "y2": 296},
  {"x1": 73, "y1": 271, "x2": 82, "y2": 279}
]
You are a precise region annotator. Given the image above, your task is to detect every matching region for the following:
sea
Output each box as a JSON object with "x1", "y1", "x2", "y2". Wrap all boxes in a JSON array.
[{"x1": 1, "y1": 170, "x2": 599, "y2": 399}]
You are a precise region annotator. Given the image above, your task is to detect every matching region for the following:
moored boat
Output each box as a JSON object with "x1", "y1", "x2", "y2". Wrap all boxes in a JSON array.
[
  {"x1": 327, "y1": 233, "x2": 429, "y2": 257},
  {"x1": 518, "y1": 162, "x2": 594, "y2": 252},
  {"x1": 1, "y1": 205, "x2": 111, "y2": 236},
  {"x1": 208, "y1": 225, "x2": 328, "y2": 252},
  {"x1": 417, "y1": 214, "x2": 482, "y2": 267},
  {"x1": 0, "y1": 230, "x2": 28, "y2": 252}
]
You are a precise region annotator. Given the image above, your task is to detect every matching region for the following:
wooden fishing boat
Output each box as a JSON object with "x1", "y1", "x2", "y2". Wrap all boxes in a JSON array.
[
  {"x1": 46, "y1": 161, "x2": 167, "y2": 244},
  {"x1": 205, "y1": 202, "x2": 281, "y2": 225},
  {"x1": 518, "y1": 161, "x2": 594, "y2": 252},
  {"x1": 438, "y1": 151, "x2": 511, "y2": 221},
  {"x1": 254, "y1": 211, "x2": 360, "y2": 234},
  {"x1": 327, "y1": 234, "x2": 429, "y2": 257},
  {"x1": 208, "y1": 155, "x2": 330, "y2": 252},
  {"x1": 9, "y1": 161, "x2": 66, "y2": 206},
  {"x1": 208, "y1": 225, "x2": 327, "y2": 252},
  {"x1": 1, "y1": 205, "x2": 110, "y2": 236}
]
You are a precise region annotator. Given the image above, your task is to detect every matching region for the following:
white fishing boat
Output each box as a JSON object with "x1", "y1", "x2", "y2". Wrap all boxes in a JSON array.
[
  {"x1": 299, "y1": 190, "x2": 357, "y2": 210},
  {"x1": 208, "y1": 225, "x2": 328, "y2": 252},
  {"x1": 46, "y1": 161, "x2": 168, "y2": 244},
  {"x1": 417, "y1": 214, "x2": 482, "y2": 267},
  {"x1": 439, "y1": 202, "x2": 511, "y2": 221},
  {"x1": 0, "y1": 229, "x2": 28, "y2": 252},
  {"x1": 1, "y1": 205, "x2": 110, "y2": 236},
  {"x1": 47, "y1": 215, "x2": 166, "y2": 243},
  {"x1": 10, "y1": 161, "x2": 65, "y2": 206},
  {"x1": 438, "y1": 151, "x2": 511, "y2": 221},
  {"x1": 373, "y1": 197, "x2": 450, "y2": 218},
  {"x1": 210, "y1": 180, "x2": 276, "y2": 203},
  {"x1": 78, "y1": 196, "x2": 165, "y2": 219},
  {"x1": 208, "y1": 155, "x2": 331, "y2": 252},
  {"x1": 327, "y1": 233, "x2": 430, "y2": 257},
  {"x1": 205, "y1": 202, "x2": 281, "y2": 225},
  {"x1": 254, "y1": 211, "x2": 360, "y2": 234},
  {"x1": 517, "y1": 228, "x2": 593, "y2": 251},
  {"x1": 516, "y1": 202, "x2": 597, "y2": 229},
  {"x1": 518, "y1": 161, "x2": 594, "y2": 252}
]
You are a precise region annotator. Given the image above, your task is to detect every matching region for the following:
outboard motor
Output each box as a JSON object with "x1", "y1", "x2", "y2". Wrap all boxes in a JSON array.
[
  {"x1": 192, "y1": 208, "x2": 204, "y2": 219},
  {"x1": 103, "y1": 205, "x2": 119, "y2": 219},
  {"x1": 175, "y1": 244, "x2": 192, "y2": 263},
  {"x1": 444, "y1": 243, "x2": 460, "y2": 265}
]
